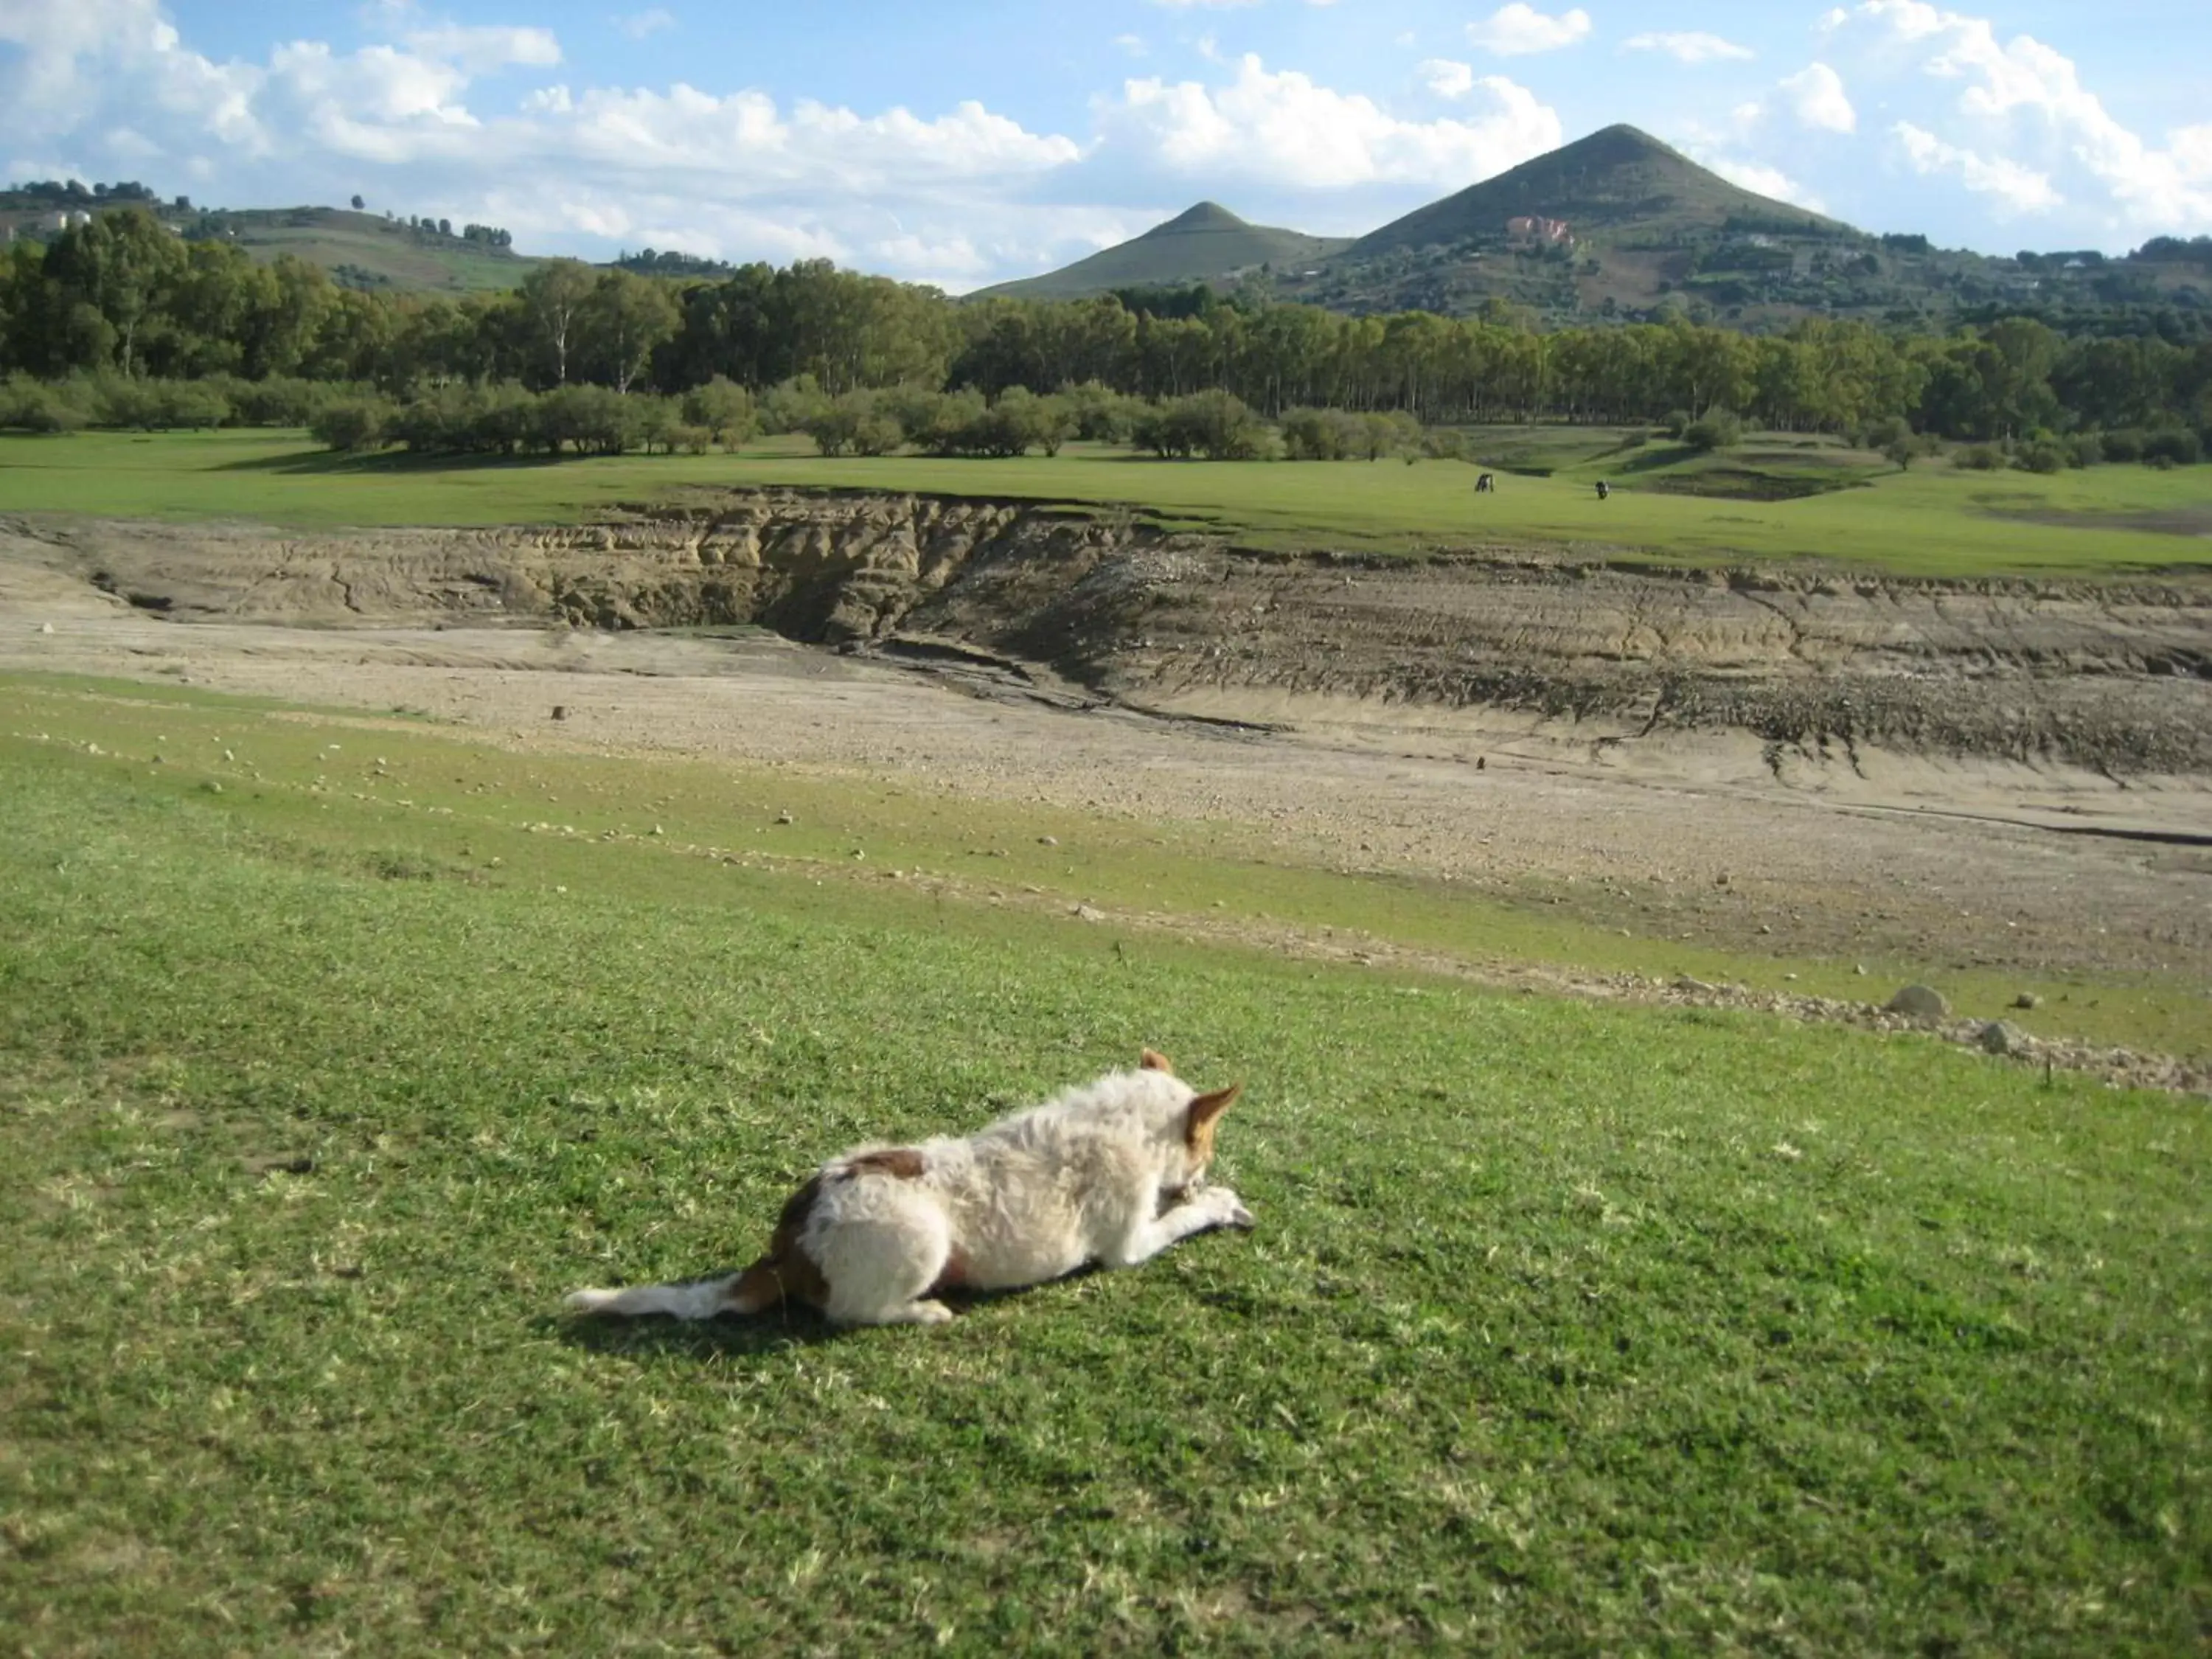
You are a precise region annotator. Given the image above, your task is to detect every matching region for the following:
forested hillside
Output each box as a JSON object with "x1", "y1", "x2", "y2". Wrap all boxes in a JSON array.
[
  {"x1": 1, "y1": 180, "x2": 533, "y2": 296},
  {"x1": 987, "y1": 128, "x2": 2211, "y2": 333},
  {"x1": 972, "y1": 202, "x2": 1352, "y2": 301}
]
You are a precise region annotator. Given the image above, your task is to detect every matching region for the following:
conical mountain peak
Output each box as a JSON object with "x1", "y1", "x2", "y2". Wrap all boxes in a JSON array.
[{"x1": 1152, "y1": 201, "x2": 1252, "y2": 235}]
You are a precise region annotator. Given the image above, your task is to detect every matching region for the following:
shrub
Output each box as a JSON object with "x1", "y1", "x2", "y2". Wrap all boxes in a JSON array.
[
  {"x1": 1135, "y1": 390, "x2": 1268, "y2": 461},
  {"x1": 2100, "y1": 428, "x2": 2145, "y2": 462},
  {"x1": 1279, "y1": 406, "x2": 1363, "y2": 460},
  {"x1": 222, "y1": 376, "x2": 332, "y2": 427},
  {"x1": 1029, "y1": 392, "x2": 1078, "y2": 457},
  {"x1": 0, "y1": 375, "x2": 91, "y2": 433},
  {"x1": 909, "y1": 389, "x2": 987, "y2": 456},
  {"x1": 541, "y1": 384, "x2": 638, "y2": 455},
  {"x1": 674, "y1": 424, "x2": 713, "y2": 456},
  {"x1": 470, "y1": 383, "x2": 539, "y2": 455},
  {"x1": 89, "y1": 378, "x2": 233, "y2": 431},
  {"x1": 391, "y1": 385, "x2": 479, "y2": 453},
  {"x1": 2015, "y1": 442, "x2": 2066, "y2": 475},
  {"x1": 1419, "y1": 426, "x2": 1472, "y2": 462},
  {"x1": 1357, "y1": 411, "x2": 1423, "y2": 462},
  {"x1": 964, "y1": 386, "x2": 1042, "y2": 458},
  {"x1": 1883, "y1": 439, "x2": 1917, "y2": 470},
  {"x1": 2064, "y1": 434, "x2": 2103, "y2": 469},
  {"x1": 90, "y1": 376, "x2": 162, "y2": 429},
  {"x1": 309, "y1": 396, "x2": 394, "y2": 452},
  {"x1": 758, "y1": 375, "x2": 826, "y2": 436},
  {"x1": 804, "y1": 390, "x2": 902, "y2": 457},
  {"x1": 1859, "y1": 414, "x2": 1913, "y2": 452},
  {"x1": 1659, "y1": 408, "x2": 1693, "y2": 440},
  {"x1": 681, "y1": 376, "x2": 756, "y2": 448},
  {"x1": 632, "y1": 396, "x2": 681, "y2": 455},
  {"x1": 1954, "y1": 443, "x2": 2008, "y2": 471},
  {"x1": 2141, "y1": 428, "x2": 2203, "y2": 466},
  {"x1": 1683, "y1": 408, "x2": 1743, "y2": 452},
  {"x1": 1062, "y1": 381, "x2": 1140, "y2": 444},
  {"x1": 161, "y1": 382, "x2": 233, "y2": 430}
]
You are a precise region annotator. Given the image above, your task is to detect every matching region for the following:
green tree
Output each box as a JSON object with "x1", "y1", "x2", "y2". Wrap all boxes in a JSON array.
[
  {"x1": 41, "y1": 207, "x2": 186, "y2": 378},
  {"x1": 578, "y1": 269, "x2": 680, "y2": 394},
  {"x1": 518, "y1": 259, "x2": 597, "y2": 386}
]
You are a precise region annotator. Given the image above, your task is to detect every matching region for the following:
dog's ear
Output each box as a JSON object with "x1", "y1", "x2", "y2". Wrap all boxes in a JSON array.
[
  {"x1": 1183, "y1": 1082, "x2": 1241, "y2": 1152},
  {"x1": 1140, "y1": 1048, "x2": 1175, "y2": 1075}
]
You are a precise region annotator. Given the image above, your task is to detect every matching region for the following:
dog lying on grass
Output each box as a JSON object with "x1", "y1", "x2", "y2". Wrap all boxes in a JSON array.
[{"x1": 567, "y1": 1050, "x2": 1251, "y2": 1329}]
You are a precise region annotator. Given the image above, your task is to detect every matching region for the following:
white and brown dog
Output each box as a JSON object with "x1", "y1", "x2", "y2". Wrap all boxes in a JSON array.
[{"x1": 567, "y1": 1050, "x2": 1251, "y2": 1329}]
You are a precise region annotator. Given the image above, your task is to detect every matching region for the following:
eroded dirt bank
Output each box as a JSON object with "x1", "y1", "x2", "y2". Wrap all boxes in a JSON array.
[
  {"x1": 4, "y1": 493, "x2": 2208, "y2": 778},
  {"x1": 4, "y1": 493, "x2": 2211, "y2": 1086}
]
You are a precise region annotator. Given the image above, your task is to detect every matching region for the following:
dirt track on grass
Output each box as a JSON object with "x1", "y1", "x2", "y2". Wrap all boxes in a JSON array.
[{"x1": 2, "y1": 496, "x2": 2208, "y2": 1089}]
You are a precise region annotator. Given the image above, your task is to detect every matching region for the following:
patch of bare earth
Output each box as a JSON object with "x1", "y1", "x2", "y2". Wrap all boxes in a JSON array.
[{"x1": 3, "y1": 503, "x2": 2208, "y2": 1092}]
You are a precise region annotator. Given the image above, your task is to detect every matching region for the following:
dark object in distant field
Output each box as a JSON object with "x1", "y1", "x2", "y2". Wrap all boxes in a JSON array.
[
  {"x1": 1596, "y1": 480, "x2": 1611, "y2": 501},
  {"x1": 1476, "y1": 472, "x2": 1496, "y2": 493},
  {"x1": 551, "y1": 704, "x2": 568, "y2": 721}
]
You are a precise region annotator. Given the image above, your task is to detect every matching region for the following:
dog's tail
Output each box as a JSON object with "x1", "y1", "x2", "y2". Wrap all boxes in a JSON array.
[
  {"x1": 565, "y1": 1259, "x2": 787, "y2": 1321},
  {"x1": 568, "y1": 1173, "x2": 829, "y2": 1321}
]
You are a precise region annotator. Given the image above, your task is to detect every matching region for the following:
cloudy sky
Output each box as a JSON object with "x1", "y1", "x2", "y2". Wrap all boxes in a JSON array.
[{"x1": 4, "y1": 0, "x2": 2208, "y2": 291}]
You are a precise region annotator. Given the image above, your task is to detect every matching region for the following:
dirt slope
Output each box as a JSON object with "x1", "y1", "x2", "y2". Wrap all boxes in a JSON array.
[{"x1": 5, "y1": 495, "x2": 2206, "y2": 782}]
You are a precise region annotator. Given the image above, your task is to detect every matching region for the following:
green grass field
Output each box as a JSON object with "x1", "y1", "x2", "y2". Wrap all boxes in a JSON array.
[
  {"x1": 2, "y1": 675, "x2": 2207, "y2": 1653},
  {"x1": 7, "y1": 428, "x2": 2209, "y2": 577}
]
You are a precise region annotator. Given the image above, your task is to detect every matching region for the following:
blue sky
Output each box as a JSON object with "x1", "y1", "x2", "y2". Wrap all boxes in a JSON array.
[{"x1": 4, "y1": 1, "x2": 2208, "y2": 290}]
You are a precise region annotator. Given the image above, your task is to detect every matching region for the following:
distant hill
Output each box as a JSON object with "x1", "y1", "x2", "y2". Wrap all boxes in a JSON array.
[
  {"x1": 1346, "y1": 124, "x2": 1840, "y2": 260},
  {"x1": 1277, "y1": 123, "x2": 2208, "y2": 327},
  {"x1": 971, "y1": 202, "x2": 1354, "y2": 301},
  {"x1": 6, "y1": 158, "x2": 2204, "y2": 332},
  {"x1": 190, "y1": 207, "x2": 540, "y2": 294},
  {"x1": 0, "y1": 193, "x2": 539, "y2": 295},
  {"x1": 1286, "y1": 123, "x2": 1858, "y2": 321}
]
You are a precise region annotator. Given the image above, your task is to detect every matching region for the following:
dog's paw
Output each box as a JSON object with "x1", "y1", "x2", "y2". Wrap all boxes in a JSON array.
[{"x1": 1197, "y1": 1186, "x2": 1256, "y2": 1231}]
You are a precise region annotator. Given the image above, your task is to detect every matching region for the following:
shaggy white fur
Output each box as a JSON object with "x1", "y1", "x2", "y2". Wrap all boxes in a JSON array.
[{"x1": 566, "y1": 1051, "x2": 1251, "y2": 1329}]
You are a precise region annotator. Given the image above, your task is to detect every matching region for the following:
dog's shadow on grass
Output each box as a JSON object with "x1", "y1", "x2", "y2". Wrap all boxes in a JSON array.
[
  {"x1": 542, "y1": 1307, "x2": 841, "y2": 1358},
  {"x1": 540, "y1": 1273, "x2": 1098, "y2": 1357}
]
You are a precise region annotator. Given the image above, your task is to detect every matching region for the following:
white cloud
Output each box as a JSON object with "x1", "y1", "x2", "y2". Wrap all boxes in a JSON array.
[
  {"x1": 403, "y1": 24, "x2": 562, "y2": 73},
  {"x1": 1778, "y1": 63, "x2": 1855, "y2": 133},
  {"x1": 1843, "y1": 1, "x2": 2212, "y2": 230},
  {"x1": 1099, "y1": 52, "x2": 1560, "y2": 189},
  {"x1": 1464, "y1": 4, "x2": 1591, "y2": 57},
  {"x1": 1621, "y1": 32, "x2": 1753, "y2": 65},
  {"x1": 0, "y1": 0, "x2": 262, "y2": 144},
  {"x1": 1417, "y1": 58, "x2": 1475, "y2": 99},
  {"x1": 1892, "y1": 119, "x2": 2060, "y2": 212},
  {"x1": 613, "y1": 10, "x2": 675, "y2": 41},
  {"x1": 1707, "y1": 157, "x2": 1827, "y2": 215},
  {"x1": 2174, "y1": 124, "x2": 2212, "y2": 179},
  {"x1": 0, "y1": 0, "x2": 1096, "y2": 287}
]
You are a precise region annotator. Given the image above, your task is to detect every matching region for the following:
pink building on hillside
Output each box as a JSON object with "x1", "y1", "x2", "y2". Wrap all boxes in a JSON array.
[{"x1": 1506, "y1": 215, "x2": 1573, "y2": 244}]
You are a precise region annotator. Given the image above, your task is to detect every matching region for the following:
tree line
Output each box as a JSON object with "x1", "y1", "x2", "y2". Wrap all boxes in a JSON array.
[{"x1": 2, "y1": 206, "x2": 2208, "y2": 456}]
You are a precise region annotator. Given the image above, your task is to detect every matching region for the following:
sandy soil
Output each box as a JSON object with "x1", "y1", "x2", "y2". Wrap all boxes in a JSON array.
[
  {"x1": 4, "y1": 507, "x2": 2208, "y2": 1092},
  {"x1": 8, "y1": 600, "x2": 2209, "y2": 992}
]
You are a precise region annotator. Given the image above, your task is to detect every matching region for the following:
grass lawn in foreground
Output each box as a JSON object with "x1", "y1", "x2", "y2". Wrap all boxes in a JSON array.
[
  {"x1": 1, "y1": 686, "x2": 2206, "y2": 1653},
  {"x1": 4, "y1": 427, "x2": 2208, "y2": 577}
]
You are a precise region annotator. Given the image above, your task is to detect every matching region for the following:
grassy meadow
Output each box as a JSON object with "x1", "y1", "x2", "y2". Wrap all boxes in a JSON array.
[
  {"x1": 5, "y1": 426, "x2": 2211, "y2": 577},
  {"x1": 2, "y1": 675, "x2": 2208, "y2": 1654},
  {"x1": 213, "y1": 208, "x2": 540, "y2": 294}
]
